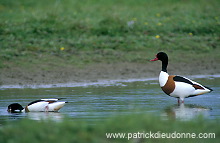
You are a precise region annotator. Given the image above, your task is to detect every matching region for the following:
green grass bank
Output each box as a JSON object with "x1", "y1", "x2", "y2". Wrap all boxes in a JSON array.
[
  {"x1": 0, "y1": 114, "x2": 219, "y2": 143},
  {"x1": 0, "y1": 0, "x2": 220, "y2": 69}
]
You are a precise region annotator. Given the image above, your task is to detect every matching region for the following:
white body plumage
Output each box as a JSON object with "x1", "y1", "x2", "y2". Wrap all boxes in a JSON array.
[
  {"x1": 151, "y1": 52, "x2": 212, "y2": 103},
  {"x1": 8, "y1": 98, "x2": 67, "y2": 113}
]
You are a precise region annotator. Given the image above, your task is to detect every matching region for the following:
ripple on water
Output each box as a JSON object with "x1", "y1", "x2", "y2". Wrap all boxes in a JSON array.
[{"x1": 0, "y1": 75, "x2": 219, "y2": 123}]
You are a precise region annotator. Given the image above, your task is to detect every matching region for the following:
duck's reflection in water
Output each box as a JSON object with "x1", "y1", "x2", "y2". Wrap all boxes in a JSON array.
[
  {"x1": 163, "y1": 103, "x2": 211, "y2": 120},
  {"x1": 26, "y1": 112, "x2": 65, "y2": 121}
]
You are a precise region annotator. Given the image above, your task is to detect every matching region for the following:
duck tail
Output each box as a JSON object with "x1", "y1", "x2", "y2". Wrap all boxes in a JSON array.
[
  {"x1": 204, "y1": 86, "x2": 213, "y2": 92},
  {"x1": 58, "y1": 98, "x2": 66, "y2": 100}
]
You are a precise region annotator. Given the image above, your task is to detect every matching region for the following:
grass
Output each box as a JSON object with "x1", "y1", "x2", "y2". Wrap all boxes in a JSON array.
[
  {"x1": 0, "y1": 0, "x2": 220, "y2": 68},
  {"x1": 0, "y1": 114, "x2": 219, "y2": 143}
]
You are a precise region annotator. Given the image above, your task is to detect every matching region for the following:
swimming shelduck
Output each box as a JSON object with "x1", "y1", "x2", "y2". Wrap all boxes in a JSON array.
[
  {"x1": 7, "y1": 98, "x2": 67, "y2": 112},
  {"x1": 150, "y1": 52, "x2": 212, "y2": 103}
]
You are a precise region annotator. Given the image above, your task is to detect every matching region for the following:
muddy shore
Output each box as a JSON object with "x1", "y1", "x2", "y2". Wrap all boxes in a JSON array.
[{"x1": 0, "y1": 60, "x2": 219, "y2": 86}]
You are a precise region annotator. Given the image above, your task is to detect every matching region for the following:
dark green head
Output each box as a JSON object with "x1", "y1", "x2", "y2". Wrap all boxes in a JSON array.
[{"x1": 7, "y1": 103, "x2": 24, "y2": 113}]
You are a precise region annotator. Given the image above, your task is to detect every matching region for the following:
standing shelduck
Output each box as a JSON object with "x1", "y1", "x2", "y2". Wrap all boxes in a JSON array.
[
  {"x1": 8, "y1": 98, "x2": 67, "y2": 112},
  {"x1": 150, "y1": 52, "x2": 212, "y2": 103}
]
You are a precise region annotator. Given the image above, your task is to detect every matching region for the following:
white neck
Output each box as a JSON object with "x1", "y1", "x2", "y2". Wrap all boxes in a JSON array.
[{"x1": 159, "y1": 71, "x2": 169, "y2": 87}]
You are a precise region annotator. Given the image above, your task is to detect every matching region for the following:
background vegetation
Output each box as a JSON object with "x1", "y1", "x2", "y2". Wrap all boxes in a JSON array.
[{"x1": 0, "y1": 0, "x2": 219, "y2": 68}]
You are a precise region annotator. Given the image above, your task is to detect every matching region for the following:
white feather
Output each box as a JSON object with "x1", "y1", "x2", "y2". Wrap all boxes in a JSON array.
[
  {"x1": 170, "y1": 82, "x2": 195, "y2": 98},
  {"x1": 159, "y1": 71, "x2": 169, "y2": 87},
  {"x1": 170, "y1": 79, "x2": 211, "y2": 99},
  {"x1": 27, "y1": 102, "x2": 49, "y2": 112},
  {"x1": 48, "y1": 102, "x2": 66, "y2": 111},
  {"x1": 27, "y1": 101, "x2": 67, "y2": 112},
  {"x1": 193, "y1": 88, "x2": 211, "y2": 95}
]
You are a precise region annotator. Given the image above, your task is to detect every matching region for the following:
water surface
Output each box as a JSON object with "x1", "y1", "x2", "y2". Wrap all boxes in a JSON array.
[{"x1": 0, "y1": 75, "x2": 219, "y2": 124}]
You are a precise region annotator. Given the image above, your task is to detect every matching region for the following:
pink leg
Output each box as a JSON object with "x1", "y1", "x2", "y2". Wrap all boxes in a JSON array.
[
  {"x1": 178, "y1": 98, "x2": 184, "y2": 104},
  {"x1": 45, "y1": 105, "x2": 49, "y2": 112}
]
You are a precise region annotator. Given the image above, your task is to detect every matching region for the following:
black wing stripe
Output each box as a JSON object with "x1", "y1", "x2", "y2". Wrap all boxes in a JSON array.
[
  {"x1": 28, "y1": 100, "x2": 44, "y2": 106},
  {"x1": 173, "y1": 76, "x2": 212, "y2": 91},
  {"x1": 173, "y1": 76, "x2": 194, "y2": 85}
]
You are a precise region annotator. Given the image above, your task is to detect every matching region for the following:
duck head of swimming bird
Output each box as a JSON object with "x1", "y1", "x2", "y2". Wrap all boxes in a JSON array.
[{"x1": 8, "y1": 103, "x2": 24, "y2": 113}]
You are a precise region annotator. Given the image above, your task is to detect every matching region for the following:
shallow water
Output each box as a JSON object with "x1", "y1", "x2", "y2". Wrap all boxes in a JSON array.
[{"x1": 0, "y1": 75, "x2": 220, "y2": 124}]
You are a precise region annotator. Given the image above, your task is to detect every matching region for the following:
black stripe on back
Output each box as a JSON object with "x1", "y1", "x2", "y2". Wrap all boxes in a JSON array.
[
  {"x1": 28, "y1": 100, "x2": 44, "y2": 106},
  {"x1": 173, "y1": 76, "x2": 194, "y2": 85}
]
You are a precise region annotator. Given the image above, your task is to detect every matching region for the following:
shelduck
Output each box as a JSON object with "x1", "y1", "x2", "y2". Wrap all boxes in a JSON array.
[
  {"x1": 150, "y1": 52, "x2": 212, "y2": 103},
  {"x1": 7, "y1": 98, "x2": 67, "y2": 113}
]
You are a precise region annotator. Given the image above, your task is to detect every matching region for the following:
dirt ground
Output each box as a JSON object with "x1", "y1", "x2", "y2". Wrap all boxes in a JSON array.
[{"x1": 0, "y1": 59, "x2": 219, "y2": 86}]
